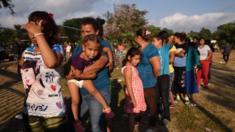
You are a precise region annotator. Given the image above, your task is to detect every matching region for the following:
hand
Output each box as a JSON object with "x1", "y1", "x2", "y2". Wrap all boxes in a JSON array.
[
  {"x1": 106, "y1": 61, "x2": 114, "y2": 71},
  {"x1": 103, "y1": 107, "x2": 114, "y2": 119},
  {"x1": 23, "y1": 20, "x2": 43, "y2": 36}
]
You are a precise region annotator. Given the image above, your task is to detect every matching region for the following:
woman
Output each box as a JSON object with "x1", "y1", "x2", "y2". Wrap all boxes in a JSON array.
[
  {"x1": 134, "y1": 28, "x2": 160, "y2": 127},
  {"x1": 152, "y1": 31, "x2": 171, "y2": 124},
  {"x1": 70, "y1": 17, "x2": 113, "y2": 132},
  {"x1": 196, "y1": 37, "x2": 212, "y2": 89}
]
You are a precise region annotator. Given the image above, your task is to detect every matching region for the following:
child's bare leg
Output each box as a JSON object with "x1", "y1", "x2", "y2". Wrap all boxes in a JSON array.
[
  {"x1": 67, "y1": 81, "x2": 80, "y2": 121},
  {"x1": 83, "y1": 80, "x2": 110, "y2": 109}
]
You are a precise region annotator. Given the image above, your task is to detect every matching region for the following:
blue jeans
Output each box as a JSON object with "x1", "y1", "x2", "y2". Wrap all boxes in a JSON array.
[{"x1": 80, "y1": 90, "x2": 110, "y2": 132}]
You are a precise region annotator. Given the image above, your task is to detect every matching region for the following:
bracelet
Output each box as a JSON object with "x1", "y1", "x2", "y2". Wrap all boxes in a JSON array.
[{"x1": 32, "y1": 33, "x2": 44, "y2": 39}]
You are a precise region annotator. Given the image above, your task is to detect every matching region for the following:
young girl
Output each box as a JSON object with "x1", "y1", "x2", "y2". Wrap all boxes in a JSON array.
[
  {"x1": 122, "y1": 47, "x2": 147, "y2": 132},
  {"x1": 19, "y1": 11, "x2": 66, "y2": 132}
]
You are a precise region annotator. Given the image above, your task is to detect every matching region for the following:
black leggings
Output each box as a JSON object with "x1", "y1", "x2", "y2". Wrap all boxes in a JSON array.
[
  {"x1": 156, "y1": 75, "x2": 170, "y2": 120},
  {"x1": 173, "y1": 67, "x2": 186, "y2": 94}
]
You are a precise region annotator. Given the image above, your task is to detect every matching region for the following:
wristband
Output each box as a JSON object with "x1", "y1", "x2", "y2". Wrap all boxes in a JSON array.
[{"x1": 32, "y1": 33, "x2": 44, "y2": 39}]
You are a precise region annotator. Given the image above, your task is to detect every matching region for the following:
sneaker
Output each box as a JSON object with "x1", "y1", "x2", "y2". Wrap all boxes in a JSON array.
[
  {"x1": 190, "y1": 103, "x2": 197, "y2": 107},
  {"x1": 176, "y1": 95, "x2": 180, "y2": 101},
  {"x1": 15, "y1": 114, "x2": 23, "y2": 119},
  {"x1": 185, "y1": 101, "x2": 190, "y2": 105},
  {"x1": 185, "y1": 96, "x2": 189, "y2": 102},
  {"x1": 163, "y1": 118, "x2": 169, "y2": 126}
]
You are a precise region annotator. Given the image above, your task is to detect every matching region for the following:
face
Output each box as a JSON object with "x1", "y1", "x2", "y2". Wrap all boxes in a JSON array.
[
  {"x1": 174, "y1": 36, "x2": 180, "y2": 44},
  {"x1": 199, "y1": 39, "x2": 205, "y2": 45},
  {"x1": 28, "y1": 31, "x2": 37, "y2": 44},
  {"x1": 80, "y1": 24, "x2": 98, "y2": 37},
  {"x1": 134, "y1": 36, "x2": 141, "y2": 46},
  {"x1": 129, "y1": 54, "x2": 141, "y2": 66},
  {"x1": 168, "y1": 35, "x2": 174, "y2": 44},
  {"x1": 152, "y1": 38, "x2": 161, "y2": 47},
  {"x1": 83, "y1": 41, "x2": 100, "y2": 59}
]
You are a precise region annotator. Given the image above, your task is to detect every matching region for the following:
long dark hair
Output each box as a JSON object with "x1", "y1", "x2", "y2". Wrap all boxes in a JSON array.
[
  {"x1": 122, "y1": 47, "x2": 141, "y2": 66},
  {"x1": 135, "y1": 28, "x2": 151, "y2": 41},
  {"x1": 28, "y1": 11, "x2": 59, "y2": 46},
  {"x1": 154, "y1": 31, "x2": 169, "y2": 44}
]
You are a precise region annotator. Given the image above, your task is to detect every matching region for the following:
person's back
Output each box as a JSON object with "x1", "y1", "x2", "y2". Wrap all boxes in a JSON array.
[{"x1": 223, "y1": 43, "x2": 232, "y2": 55}]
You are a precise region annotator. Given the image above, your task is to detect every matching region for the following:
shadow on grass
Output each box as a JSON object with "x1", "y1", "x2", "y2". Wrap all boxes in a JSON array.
[
  {"x1": 196, "y1": 103, "x2": 233, "y2": 132},
  {"x1": 204, "y1": 88, "x2": 235, "y2": 112},
  {"x1": 0, "y1": 66, "x2": 20, "y2": 81}
]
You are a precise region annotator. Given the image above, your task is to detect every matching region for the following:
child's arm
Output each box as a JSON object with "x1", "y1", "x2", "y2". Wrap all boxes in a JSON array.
[
  {"x1": 123, "y1": 66, "x2": 136, "y2": 108},
  {"x1": 83, "y1": 55, "x2": 108, "y2": 73},
  {"x1": 103, "y1": 47, "x2": 114, "y2": 71}
]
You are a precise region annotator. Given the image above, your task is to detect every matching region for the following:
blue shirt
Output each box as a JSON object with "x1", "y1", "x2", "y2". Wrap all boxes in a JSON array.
[
  {"x1": 72, "y1": 40, "x2": 111, "y2": 95},
  {"x1": 158, "y1": 44, "x2": 170, "y2": 75},
  {"x1": 137, "y1": 44, "x2": 159, "y2": 88}
]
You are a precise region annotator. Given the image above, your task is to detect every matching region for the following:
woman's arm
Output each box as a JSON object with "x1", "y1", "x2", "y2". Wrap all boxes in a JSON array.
[
  {"x1": 103, "y1": 47, "x2": 114, "y2": 71},
  {"x1": 150, "y1": 56, "x2": 161, "y2": 78},
  {"x1": 83, "y1": 55, "x2": 108, "y2": 73},
  {"x1": 124, "y1": 67, "x2": 136, "y2": 108},
  {"x1": 73, "y1": 68, "x2": 96, "y2": 80}
]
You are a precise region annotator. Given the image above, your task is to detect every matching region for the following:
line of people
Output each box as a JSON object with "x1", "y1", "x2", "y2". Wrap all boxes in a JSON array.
[{"x1": 18, "y1": 10, "x2": 212, "y2": 132}]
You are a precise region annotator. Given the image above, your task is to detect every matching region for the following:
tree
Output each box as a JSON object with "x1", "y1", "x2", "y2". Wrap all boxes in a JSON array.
[
  {"x1": 199, "y1": 27, "x2": 212, "y2": 40},
  {"x1": 104, "y1": 4, "x2": 148, "y2": 45},
  {"x1": 62, "y1": 18, "x2": 82, "y2": 42},
  {"x1": 0, "y1": 0, "x2": 14, "y2": 14},
  {"x1": 0, "y1": 27, "x2": 16, "y2": 45},
  {"x1": 147, "y1": 25, "x2": 161, "y2": 37},
  {"x1": 214, "y1": 22, "x2": 235, "y2": 47}
]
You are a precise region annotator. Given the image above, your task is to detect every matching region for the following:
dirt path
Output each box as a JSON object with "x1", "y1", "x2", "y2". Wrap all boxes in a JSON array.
[{"x1": 0, "y1": 51, "x2": 234, "y2": 132}]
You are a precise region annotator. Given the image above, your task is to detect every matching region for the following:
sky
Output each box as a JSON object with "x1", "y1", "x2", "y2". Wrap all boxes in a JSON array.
[{"x1": 0, "y1": 0, "x2": 235, "y2": 32}]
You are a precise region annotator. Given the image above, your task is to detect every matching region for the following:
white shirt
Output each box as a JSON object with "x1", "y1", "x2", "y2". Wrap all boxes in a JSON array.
[{"x1": 198, "y1": 45, "x2": 211, "y2": 60}]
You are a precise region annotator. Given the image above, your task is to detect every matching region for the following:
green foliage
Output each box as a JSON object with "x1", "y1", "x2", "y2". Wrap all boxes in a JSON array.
[
  {"x1": 199, "y1": 27, "x2": 212, "y2": 40},
  {"x1": 104, "y1": 4, "x2": 148, "y2": 47},
  {"x1": 62, "y1": 18, "x2": 82, "y2": 42},
  {"x1": 147, "y1": 25, "x2": 161, "y2": 37},
  {"x1": 214, "y1": 22, "x2": 235, "y2": 46},
  {"x1": 0, "y1": 27, "x2": 16, "y2": 45}
]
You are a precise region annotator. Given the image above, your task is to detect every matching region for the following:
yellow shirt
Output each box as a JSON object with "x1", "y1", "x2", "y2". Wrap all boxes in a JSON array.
[{"x1": 169, "y1": 45, "x2": 176, "y2": 73}]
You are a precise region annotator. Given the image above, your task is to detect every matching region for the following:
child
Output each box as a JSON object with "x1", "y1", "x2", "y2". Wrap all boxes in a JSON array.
[
  {"x1": 64, "y1": 34, "x2": 113, "y2": 131},
  {"x1": 122, "y1": 47, "x2": 146, "y2": 132},
  {"x1": 19, "y1": 11, "x2": 66, "y2": 132}
]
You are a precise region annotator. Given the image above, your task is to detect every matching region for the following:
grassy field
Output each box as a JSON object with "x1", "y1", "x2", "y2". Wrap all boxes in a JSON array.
[{"x1": 0, "y1": 51, "x2": 234, "y2": 132}]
